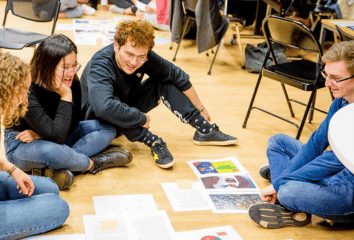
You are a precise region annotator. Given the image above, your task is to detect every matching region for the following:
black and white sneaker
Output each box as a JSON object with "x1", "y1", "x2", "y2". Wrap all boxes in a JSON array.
[
  {"x1": 249, "y1": 203, "x2": 311, "y2": 229},
  {"x1": 193, "y1": 124, "x2": 238, "y2": 146},
  {"x1": 259, "y1": 163, "x2": 271, "y2": 181},
  {"x1": 151, "y1": 138, "x2": 174, "y2": 168}
]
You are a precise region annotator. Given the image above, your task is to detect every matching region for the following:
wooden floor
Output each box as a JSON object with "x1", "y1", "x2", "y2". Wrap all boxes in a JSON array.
[{"x1": 2, "y1": 2, "x2": 354, "y2": 239}]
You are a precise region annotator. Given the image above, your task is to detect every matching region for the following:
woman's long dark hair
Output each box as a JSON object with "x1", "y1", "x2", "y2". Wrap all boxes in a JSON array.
[{"x1": 31, "y1": 34, "x2": 77, "y2": 91}]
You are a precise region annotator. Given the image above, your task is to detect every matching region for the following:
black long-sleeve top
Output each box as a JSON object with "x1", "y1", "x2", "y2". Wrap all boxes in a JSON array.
[
  {"x1": 80, "y1": 43, "x2": 192, "y2": 130},
  {"x1": 11, "y1": 79, "x2": 81, "y2": 144}
]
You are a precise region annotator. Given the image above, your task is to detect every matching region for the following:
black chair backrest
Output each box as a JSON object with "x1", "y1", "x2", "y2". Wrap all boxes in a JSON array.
[
  {"x1": 335, "y1": 25, "x2": 354, "y2": 42},
  {"x1": 262, "y1": 15, "x2": 323, "y2": 55},
  {"x1": 182, "y1": 0, "x2": 198, "y2": 17},
  {"x1": 3, "y1": 0, "x2": 60, "y2": 32}
]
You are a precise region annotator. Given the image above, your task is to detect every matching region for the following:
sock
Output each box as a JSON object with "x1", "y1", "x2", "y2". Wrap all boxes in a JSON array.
[
  {"x1": 141, "y1": 131, "x2": 158, "y2": 148},
  {"x1": 190, "y1": 115, "x2": 214, "y2": 134},
  {"x1": 135, "y1": 1, "x2": 147, "y2": 11},
  {"x1": 110, "y1": 5, "x2": 125, "y2": 14}
]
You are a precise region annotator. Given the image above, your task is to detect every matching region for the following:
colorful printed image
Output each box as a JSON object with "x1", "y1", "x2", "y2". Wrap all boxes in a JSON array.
[
  {"x1": 200, "y1": 236, "x2": 222, "y2": 240},
  {"x1": 193, "y1": 161, "x2": 239, "y2": 175},
  {"x1": 200, "y1": 175, "x2": 257, "y2": 190},
  {"x1": 209, "y1": 194, "x2": 263, "y2": 211},
  {"x1": 193, "y1": 162, "x2": 218, "y2": 174}
]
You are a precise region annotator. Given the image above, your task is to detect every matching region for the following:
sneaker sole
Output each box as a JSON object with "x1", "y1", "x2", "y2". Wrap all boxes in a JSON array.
[
  {"x1": 193, "y1": 138, "x2": 239, "y2": 146},
  {"x1": 155, "y1": 160, "x2": 175, "y2": 169},
  {"x1": 248, "y1": 203, "x2": 311, "y2": 229}
]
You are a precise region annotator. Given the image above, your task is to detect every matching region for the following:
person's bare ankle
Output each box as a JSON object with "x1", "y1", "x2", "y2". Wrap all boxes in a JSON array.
[
  {"x1": 145, "y1": 5, "x2": 155, "y2": 14},
  {"x1": 135, "y1": 10, "x2": 144, "y2": 19}
]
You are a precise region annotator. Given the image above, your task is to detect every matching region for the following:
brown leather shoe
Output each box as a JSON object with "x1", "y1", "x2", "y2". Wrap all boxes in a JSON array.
[
  {"x1": 90, "y1": 147, "x2": 133, "y2": 174},
  {"x1": 44, "y1": 169, "x2": 74, "y2": 190}
]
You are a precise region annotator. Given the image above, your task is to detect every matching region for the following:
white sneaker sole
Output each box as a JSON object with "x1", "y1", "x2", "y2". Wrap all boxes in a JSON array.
[{"x1": 193, "y1": 138, "x2": 239, "y2": 146}]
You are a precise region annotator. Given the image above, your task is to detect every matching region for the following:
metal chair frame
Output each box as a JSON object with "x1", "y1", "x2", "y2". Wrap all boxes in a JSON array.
[
  {"x1": 0, "y1": 0, "x2": 60, "y2": 49},
  {"x1": 242, "y1": 15, "x2": 330, "y2": 139},
  {"x1": 172, "y1": 0, "x2": 230, "y2": 75}
]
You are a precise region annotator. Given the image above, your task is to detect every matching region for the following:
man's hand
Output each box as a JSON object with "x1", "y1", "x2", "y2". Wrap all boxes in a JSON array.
[
  {"x1": 142, "y1": 114, "x2": 150, "y2": 129},
  {"x1": 16, "y1": 130, "x2": 42, "y2": 143},
  {"x1": 261, "y1": 184, "x2": 277, "y2": 204},
  {"x1": 12, "y1": 168, "x2": 35, "y2": 197},
  {"x1": 200, "y1": 108, "x2": 211, "y2": 122}
]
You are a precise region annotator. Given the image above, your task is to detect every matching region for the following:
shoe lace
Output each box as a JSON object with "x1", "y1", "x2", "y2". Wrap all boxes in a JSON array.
[
  {"x1": 154, "y1": 141, "x2": 171, "y2": 157},
  {"x1": 212, "y1": 124, "x2": 233, "y2": 139}
]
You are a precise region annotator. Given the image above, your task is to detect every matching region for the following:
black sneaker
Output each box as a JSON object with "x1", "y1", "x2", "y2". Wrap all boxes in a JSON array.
[
  {"x1": 259, "y1": 163, "x2": 271, "y2": 181},
  {"x1": 43, "y1": 169, "x2": 74, "y2": 190},
  {"x1": 193, "y1": 124, "x2": 238, "y2": 146},
  {"x1": 151, "y1": 138, "x2": 174, "y2": 168},
  {"x1": 249, "y1": 203, "x2": 311, "y2": 229},
  {"x1": 90, "y1": 147, "x2": 133, "y2": 174}
]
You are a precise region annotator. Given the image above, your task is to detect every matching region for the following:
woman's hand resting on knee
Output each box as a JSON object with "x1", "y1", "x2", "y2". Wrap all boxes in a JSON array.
[{"x1": 16, "y1": 130, "x2": 42, "y2": 143}]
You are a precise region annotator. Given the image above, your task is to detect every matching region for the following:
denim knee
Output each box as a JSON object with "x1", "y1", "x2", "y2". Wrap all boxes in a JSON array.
[
  {"x1": 277, "y1": 182, "x2": 301, "y2": 212},
  {"x1": 267, "y1": 133, "x2": 289, "y2": 151},
  {"x1": 31, "y1": 175, "x2": 59, "y2": 195}
]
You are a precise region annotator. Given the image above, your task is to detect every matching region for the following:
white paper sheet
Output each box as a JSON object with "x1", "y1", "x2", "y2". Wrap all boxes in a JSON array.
[
  {"x1": 93, "y1": 194, "x2": 158, "y2": 215},
  {"x1": 330, "y1": 20, "x2": 354, "y2": 27},
  {"x1": 175, "y1": 225, "x2": 243, "y2": 240},
  {"x1": 83, "y1": 210, "x2": 175, "y2": 240},
  {"x1": 161, "y1": 182, "x2": 212, "y2": 212},
  {"x1": 23, "y1": 234, "x2": 85, "y2": 240}
]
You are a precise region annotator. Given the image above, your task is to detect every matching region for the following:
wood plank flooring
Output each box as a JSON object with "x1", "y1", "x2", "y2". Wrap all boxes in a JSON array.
[{"x1": 1, "y1": 2, "x2": 353, "y2": 239}]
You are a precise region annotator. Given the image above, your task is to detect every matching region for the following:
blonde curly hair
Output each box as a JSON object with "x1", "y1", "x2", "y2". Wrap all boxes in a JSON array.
[{"x1": 0, "y1": 53, "x2": 29, "y2": 128}]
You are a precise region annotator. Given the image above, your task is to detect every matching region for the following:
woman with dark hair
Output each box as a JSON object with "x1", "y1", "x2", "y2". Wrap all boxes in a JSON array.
[
  {"x1": 4, "y1": 34, "x2": 132, "y2": 190},
  {"x1": 0, "y1": 52, "x2": 69, "y2": 239}
]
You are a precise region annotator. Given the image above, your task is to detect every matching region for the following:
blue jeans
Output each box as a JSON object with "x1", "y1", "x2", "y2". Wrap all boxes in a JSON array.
[
  {"x1": 267, "y1": 133, "x2": 354, "y2": 221},
  {"x1": 5, "y1": 120, "x2": 116, "y2": 172},
  {"x1": 0, "y1": 172, "x2": 69, "y2": 239}
]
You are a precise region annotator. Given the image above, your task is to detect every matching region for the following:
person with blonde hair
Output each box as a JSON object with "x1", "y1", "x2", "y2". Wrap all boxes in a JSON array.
[
  {"x1": 4, "y1": 34, "x2": 133, "y2": 190},
  {"x1": 81, "y1": 20, "x2": 237, "y2": 169},
  {"x1": 0, "y1": 52, "x2": 70, "y2": 239},
  {"x1": 249, "y1": 40, "x2": 354, "y2": 229}
]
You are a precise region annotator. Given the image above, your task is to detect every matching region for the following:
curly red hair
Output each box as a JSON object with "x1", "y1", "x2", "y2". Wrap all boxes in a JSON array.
[{"x1": 114, "y1": 20, "x2": 155, "y2": 50}]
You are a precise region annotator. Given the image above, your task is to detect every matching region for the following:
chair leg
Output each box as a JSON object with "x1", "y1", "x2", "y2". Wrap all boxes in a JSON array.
[
  {"x1": 172, "y1": 17, "x2": 190, "y2": 62},
  {"x1": 207, "y1": 39, "x2": 222, "y2": 75},
  {"x1": 281, "y1": 83, "x2": 295, "y2": 118},
  {"x1": 308, "y1": 91, "x2": 316, "y2": 123},
  {"x1": 295, "y1": 88, "x2": 318, "y2": 139},
  {"x1": 235, "y1": 23, "x2": 245, "y2": 69},
  {"x1": 242, "y1": 72, "x2": 263, "y2": 128}
]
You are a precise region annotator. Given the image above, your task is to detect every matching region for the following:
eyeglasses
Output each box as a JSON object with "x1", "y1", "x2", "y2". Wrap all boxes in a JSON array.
[
  {"x1": 56, "y1": 63, "x2": 82, "y2": 74},
  {"x1": 321, "y1": 70, "x2": 354, "y2": 84},
  {"x1": 123, "y1": 52, "x2": 148, "y2": 64}
]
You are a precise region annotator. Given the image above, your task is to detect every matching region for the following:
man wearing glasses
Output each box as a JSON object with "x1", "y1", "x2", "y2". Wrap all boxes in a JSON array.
[
  {"x1": 80, "y1": 20, "x2": 237, "y2": 169},
  {"x1": 248, "y1": 40, "x2": 354, "y2": 228}
]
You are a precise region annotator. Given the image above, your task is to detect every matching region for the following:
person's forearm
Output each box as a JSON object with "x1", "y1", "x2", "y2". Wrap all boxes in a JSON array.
[
  {"x1": 183, "y1": 86, "x2": 204, "y2": 112},
  {"x1": 0, "y1": 157, "x2": 15, "y2": 172}
]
